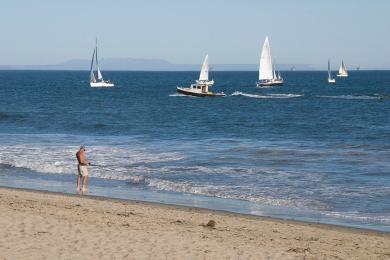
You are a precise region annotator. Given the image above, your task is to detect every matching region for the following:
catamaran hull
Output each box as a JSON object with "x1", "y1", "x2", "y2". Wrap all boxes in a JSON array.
[
  {"x1": 90, "y1": 82, "x2": 115, "y2": 88},
  {"x1": 256, "y1": 80, "x2": 284, "y2": 87},
  {"x1": 177, "y1": 87, "x2": 225, "y2": 97}
]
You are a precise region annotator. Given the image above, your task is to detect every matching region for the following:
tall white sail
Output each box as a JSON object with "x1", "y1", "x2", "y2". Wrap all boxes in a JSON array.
[
  {"x1": 328, "y1": 59, "x2": 336, "y2": 83},
  {"x1": 199, "y1": 54, "x2": 209, "y2": 81},
  {"x1": 90, "y1": 47, "x2": 96, "y2": 82},
  {"x1": 89, "y1": 38, "x2": 114, "y2": 87},
  {"x1": 259, "y1": 36, "x2": 274, "y2": 80},
  {"x1": 338, "y1": 60, "x2": 348, "y2": 76}
]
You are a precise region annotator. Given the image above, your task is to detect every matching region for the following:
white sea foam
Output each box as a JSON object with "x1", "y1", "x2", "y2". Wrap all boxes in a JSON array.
[
  {"x1": 0, "y1": 143, "x2": 185, "y2": 179},
  {"x1": 231, "y1": 91, "x2": 302, "y2": 99},
  {"x1": 1, "y1": 136, "x2": 389, "y2": 226},
  {"x1": 255, "y1": 85, "x2": 277, "y2": 89},
  {"x1": 323, "y1": 212, "x2": 390, "y2": 224},
  {"x1": 169, "y1": 93, "x2": 197, "y2": 97},
  {"x1": 169, "y1": 93, "x2": 186, "y2": 97},
  {"x1": 146, "y1": 178, "x2": 296, "y2": 206}
]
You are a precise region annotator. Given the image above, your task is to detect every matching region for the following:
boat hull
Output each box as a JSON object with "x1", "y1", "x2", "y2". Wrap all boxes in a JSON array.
[
  {"x1": 177, "y1": 87, "x2": 225, "y2": 97},
  {"x1": 336, "y1": 74, "x2": 348, "y2": 77},
  {"x1": 90, "y1": 82, "x2": 115, "y2": 88},
  {"x1": 256, "y1": 80, "x2": 284, "y2": 87}
]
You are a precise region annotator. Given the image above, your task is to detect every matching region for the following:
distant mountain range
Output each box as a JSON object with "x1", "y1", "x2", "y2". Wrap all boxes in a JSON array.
[{"x1": 0, "y1": 58, "x2": 316, "y2": 71}]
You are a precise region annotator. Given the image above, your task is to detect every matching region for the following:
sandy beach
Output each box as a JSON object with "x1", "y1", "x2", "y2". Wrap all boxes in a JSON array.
[{"x1": 0, "y1": 187, "x2": 389, "y2": 260}]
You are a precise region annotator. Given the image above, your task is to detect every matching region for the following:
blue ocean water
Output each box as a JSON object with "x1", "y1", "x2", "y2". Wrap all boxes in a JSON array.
[{"x1": 0, "y1": 70, "x2": 389, "y2": 231}]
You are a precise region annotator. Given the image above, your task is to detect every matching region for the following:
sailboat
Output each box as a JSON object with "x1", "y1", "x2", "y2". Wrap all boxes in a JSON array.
[
  {"x1": 337, "y1": 60, "x2": 348, "y2": 77},
  {"x1": 90, "y1": 39, "x2": 114, "y2": 87},
  {"x1": 256, "y1": 36, "x2": 284, "y2": 87},
  {"x1": 177, "y1": 55, "x2": 225, "y2": 97},
  {"x1": 328, "y1": 59, "x2": 336, "y2": 83}
]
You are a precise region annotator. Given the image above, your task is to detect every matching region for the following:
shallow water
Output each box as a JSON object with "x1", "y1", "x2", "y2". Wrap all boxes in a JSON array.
[{"x1": 0, "y1": 70, "x2": 389, "y2": 231}]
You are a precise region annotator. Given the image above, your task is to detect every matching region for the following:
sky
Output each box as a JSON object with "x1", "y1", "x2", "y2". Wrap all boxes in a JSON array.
[{"x1": 0, "y1": 0, "x2": 389, "y2": 68}]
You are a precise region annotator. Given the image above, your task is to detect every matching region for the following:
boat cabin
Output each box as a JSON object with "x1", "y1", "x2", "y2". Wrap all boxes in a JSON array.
[{"x1": 190, "y1": 83, "x2": 209, "y2": 93}]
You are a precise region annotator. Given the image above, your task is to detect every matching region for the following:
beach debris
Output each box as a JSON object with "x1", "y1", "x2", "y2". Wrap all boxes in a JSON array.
[
  {"x1": 117, "y1": 212, "x2": 135, "y2": 217},
  {"x1": 205, "y1": 220, "x2": 216, "y2": 228},
  {"x1": 287, "y1": 247, "x2": 311, "y2": 254},
  {"x1": 206, "y1": 220, "x2": 216, "y2": 227}
]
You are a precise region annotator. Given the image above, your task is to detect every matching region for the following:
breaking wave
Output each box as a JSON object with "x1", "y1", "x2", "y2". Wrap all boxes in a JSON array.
[
  {"x1": 323, "y1": 211, "x2": 390, "y2": 224},
  {"x1": 231, "y1": 91, "x2": 303, "y2": 99},
  {"x1": 169, "y1": 93, "x2": 187, "y2": 97}
]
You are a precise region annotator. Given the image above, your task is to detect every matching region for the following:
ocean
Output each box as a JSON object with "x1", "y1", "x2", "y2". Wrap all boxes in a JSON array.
[{"x1": 0, "y1": 70, "x2": 389, "y2": 231}]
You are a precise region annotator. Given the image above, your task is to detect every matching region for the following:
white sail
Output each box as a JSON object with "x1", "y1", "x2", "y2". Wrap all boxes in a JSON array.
[
  {"x1": 338, "y1": 60, "x2": 348, "y2": 76},
  {"x1": 97, "y1": 67, "x2": 103, "y2": 80},
  {"x1": 90, "y1": 47, "x2": 96, "y2": 82},
  {"x1": 90, "y1": 71, "x2": 96, "y2": 83},
  {"x1": 199, "y1": 54, "x2": 209, "y2": 81},
  {"x1": 259, "y1": 36, "x2": 274, "y2": 80},
  {"x1": 273, "y1": 64, "x2": 277, "y2": 79},
  {"x1": 328, "y1": 59, "x2": 336, "y2": 83},
  {"x1": 89, "y1": 38, "x2": 114, "y2": 87}
]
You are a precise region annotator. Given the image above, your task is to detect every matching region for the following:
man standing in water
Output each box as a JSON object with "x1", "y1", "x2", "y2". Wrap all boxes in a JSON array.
[{"x1": 76, "y1": 146, "x2": 89, "y2": 193}]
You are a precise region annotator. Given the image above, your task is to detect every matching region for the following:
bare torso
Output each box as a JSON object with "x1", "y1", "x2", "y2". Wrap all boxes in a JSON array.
[{"x1": 76, "y1": 150, "x2": 88, "y2": 166}]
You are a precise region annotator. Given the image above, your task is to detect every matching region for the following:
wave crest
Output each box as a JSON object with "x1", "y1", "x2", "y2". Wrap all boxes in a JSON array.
[{"x1": 231, "y1": 91, "x2": 303, "y2": 99}]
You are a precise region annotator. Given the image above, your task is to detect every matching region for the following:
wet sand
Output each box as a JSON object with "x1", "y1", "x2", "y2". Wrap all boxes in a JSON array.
[{"x1": 0, "y1": 187, "x2": 389, "y2": 259}]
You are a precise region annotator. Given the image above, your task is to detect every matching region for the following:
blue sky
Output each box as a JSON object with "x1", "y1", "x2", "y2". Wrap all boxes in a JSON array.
[{"x1": 0, "y1": 0, "x2": 389, "y2": 68}]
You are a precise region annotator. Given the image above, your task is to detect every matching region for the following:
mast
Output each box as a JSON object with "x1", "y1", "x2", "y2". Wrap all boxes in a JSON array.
[
  {"x1": 95, "y1": 38, "x2": 99, "y2": 70},
  {"x1": 95, "y1": 37, "x2": 104, "y2": 81},
  {"x1": 328, "y1": 59, "x2": 331, "y2": 79}
]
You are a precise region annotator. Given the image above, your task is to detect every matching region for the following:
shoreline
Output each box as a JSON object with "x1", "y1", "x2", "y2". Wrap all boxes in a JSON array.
[
  {"x1": 1, "y1": 169, "x2": 389, "y2": 233},
  {"x1": 2, "y1": 185, "x2": 389, "y2": 236},
  {"x1": 1, "y1": 186, "x2": 389, "y2": 259}
]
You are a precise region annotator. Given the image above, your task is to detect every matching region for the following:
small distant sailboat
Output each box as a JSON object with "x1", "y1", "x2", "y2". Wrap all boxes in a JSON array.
[
  {"x1": 90, "y1": 39, "x2": 114, "y2": 88},
  {"x1": 337, "y1": 60, "x2": 348, "y2": 77},
  {"x1": 328, "y1": 59, "x2": 336, "y2": 83},
  {"x1": 177, "y1": 55, "x2": 225, "y2": 97},
  {"x1": 256, "y1": 36, "x2": 283, "y2": 87}
]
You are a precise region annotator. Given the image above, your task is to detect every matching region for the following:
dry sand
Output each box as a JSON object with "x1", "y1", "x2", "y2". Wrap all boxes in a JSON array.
[{"x1": 0, "y1": 187, "x2": 389, "y2": 259}]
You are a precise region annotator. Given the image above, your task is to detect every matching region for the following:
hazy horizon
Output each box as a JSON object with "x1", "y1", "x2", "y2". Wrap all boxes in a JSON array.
[
  {"x1": 0, "y1": 57, "x2": 386, "y2": 71},
  {"x1": 1, "y1": 0, "x2": 389, "y2": 68}
]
